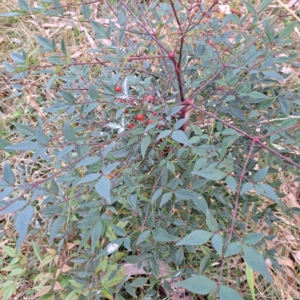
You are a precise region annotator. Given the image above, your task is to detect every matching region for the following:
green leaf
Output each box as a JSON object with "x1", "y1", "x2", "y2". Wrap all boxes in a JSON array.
[
  {"x1": 36, "y1": 35, "x2": 55, "y2": 51},
  {"x1": 75, "y1": 156, "x2": 100, "y2": 168},
  {"x1": 13, "y1": 123, "x2": 35, "y2": 136},
  {"x1": 76, "y1": 173, "x2": 100, "y2": 186},
  {"x1": 136, "y1": 230, "x2": 150, "y2": 245},
  {"x1": 244, "y1": 233, "x2": 264, "y2": 245},
  {"x1": 4, "y1": 141, "x2": 38, "y2": 151},
  {"x1": 49, "y1": 215, "x2": 62, "y2": 245},
  {"x1": 262, "y1": 70, "x2": 283, "y2": 81},
  {"x1": 36, "y1": 128, "x2": 48, "y2": 145},
  {"x1": 176, "y1": 230, "x2": 213, "y2": 246},
  {"x1": 279, "y1": 97, "x2": 291, "y2": 115},
  {"x1": 160, "y1": 192, "x2": 172, "y2": 207},
  {"x1": 252, "y1": 166, "x2": 268, "y2": 182},
  {"x1": 171, "y1": 130, "x2": 191, "y2": 146},
  {"x1": 112, "y1": 224, "x2": 127, "y2": 236},
  {"x1": 199, "y1": 255, "x2": 211, "y2": 274},
  {"x1": 91, "y1": 221, "x2": 103, "y2": 254},
  {"x1": 96, "y1": 176, "x2": 111, "y2": 204},
  {"x1": 174, "y1": 118, "x2": 188, "y2": 130},
  {"x1": 131, "y1": 277, "x2": 147, "y2": 288},
  {"x1": 206, "y1": 210, "x2": 218, "y2": 231},
  {"x1": 243, "y1": 245, "x2": 273, "y2": 283},
  {"x1": 3, "y1": 163, "x2": 15, "y2": 185},
  {"x1": 242, "y1": 0, "x2": 256, "y2": 14},
  {"x1": 141, "y1": 135, "x2": 151, "y2": 159},
  {"x1": 173, "y1": 275, "x2": 215, "y2": 295},
  {"x1": 90, "y1": 19, "x2": 109, "y2": 38},
  {"x1": 248, "y1": 91, "x2": 269, "y2": 99},
  {"x1": 151, "y1": 188, "x2": 162, "y2": 203},
  {"x1": 225, "y1": 176, "x2": 236, "y2": 193},
  {"x1": 212, "y1": 234, "x2": 223, "y2": 256},
  {"x1": 152, "y1": 228, "x2": 177, "y2": 242},
  {"x1": 0, "y1": 200, "x2": 27, "y2": 216},
  {"x1": 18, "y1": 0, "x2": 29, "y2": 12},
  {"x1": 88, "y1": 82, "x2": 99, "y2": 99},
  {"x1": 81, "y1": 4, "x2": 91, "y2": 19},
  {"x1": 0, "y1": 12, "x2": 25, "y2": 17},
  {"x1": 255, "y1": 183, "x2": 280, "y2": 204},
  {"x1": 15, "y1": 205, "x2": 34, "y2": 250},
  {"x1": 240, "y1": 182, "x2": 254, "y2": 195},
  {"x1": 157, "y1": 130, "x2": 172, "y2": 141},
  {"x1": 258, "y1": 0, "x2": 272, "y2": 12},
  {"x1": 63, "y1": 122, "x2": 76, "y2": 142},
  {"x1": 219, "y1": 285, "x2": 243, "y2": 300},
  {"x1": 193, "y1": 168, "x2": 226, "y2": 181},
  {"x1": 278, "y1": 21, "x2": 297, "y2": 40},
  {"x1": 224, "y1": 241, "x2": 242, "y2": 258}
]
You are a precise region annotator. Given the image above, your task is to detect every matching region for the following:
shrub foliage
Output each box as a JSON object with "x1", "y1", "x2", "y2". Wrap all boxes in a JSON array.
[{"x1": 1, "y1": 0, "x2": 300, "y2": 299}]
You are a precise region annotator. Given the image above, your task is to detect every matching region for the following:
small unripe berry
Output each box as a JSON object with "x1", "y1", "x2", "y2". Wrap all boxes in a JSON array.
[
  {"x1": 128, "y1": 123, "x2": 134, "y2": 129},
  {"x1": 124, "y1": 109, "x2": 129, "y2": 113},
  {"x1": 115, "y1": 86, "x2": 122, "y2": 93},
  {"x1": 148, "y1": 119, "x2": 154, "y2": 124},
  {"x1": 137, "y1": 114, "x2": 144, "y2": 121},
  {"x1": 178, "y1": 30, "x2": 182, "y2": 35}
]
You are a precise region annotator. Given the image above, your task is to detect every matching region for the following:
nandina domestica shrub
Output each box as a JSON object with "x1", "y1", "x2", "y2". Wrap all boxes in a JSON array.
[{"x1": 1, "y1": 0, "x2": 300, "y2": 299}]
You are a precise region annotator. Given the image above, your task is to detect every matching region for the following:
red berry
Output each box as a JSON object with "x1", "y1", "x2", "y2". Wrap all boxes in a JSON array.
[
  {"x1": 124, "y1": 109, "x2": 129, "y2": 113},
  {"x1": 128, "y1": 123, "x2": 134, "y2": 129},
  {"x1": 137, "y1": 114, "x2": 144, "y2": 121},
  {"x1": 144, "y1": 94, "x2": 154, "y2": 102},
  {"x1": 184, "y1": 99, "x2": 192, "y2": 105},
  {"x1": 148, "y1": 119, "x2": 154, "y2": 124},
  {"x1": 115, "y1": 86, "x2": 122, "y2": 93},
  {"x1": 168, "y1": 52, "x2": 175, "y2": 59}
]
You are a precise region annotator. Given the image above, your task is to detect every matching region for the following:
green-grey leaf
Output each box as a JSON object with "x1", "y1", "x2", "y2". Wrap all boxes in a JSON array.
[
  {"x1": 131, "y1": 277, "x2": 147, "y2": 288},
  {"x1": 224, "y1": 241, "x2": 242, "y2": 258},
  {"x1": 75, "y1": 156, "x2": 100, "y2": 168},
  {"x1": 49, "y1": 215, "x2": 62, "y2": 245},
  {"x1": 152, "y1": 228, "x2": 177, "y2": 242},
  {"x1": 63, "y1": 122, "x2": 76, "y2": 142},
  {"x1": 243, "y1": 245, "x2": 273, "y2": 283},
  {"x1": 90, "y1": 19, "x2": 108, "y2": 38},
  {"x1": 15, "y1": 205, "x2": 34, "y2": 251},
  {"x1": 3, "y1": 163, "x2": 15, "y2": 185},
  {"x1": 244, "y1": 233, "x2": 264, "y2": 245},
  {"x1": 193, "y1": 168, "x2": 226, "y2": 181},
  {"x1": 219, "y1": 285, "x2": 243, "y2": 300},
  {"x1": 173, "y1": 275, "x2": 215, "y2": 295},
  {"x1": 18, "y1": 0, "x2": 29, "y2": 12},
  {"x1": 176, "y1": 230, "x2": 213, "y2": 246},
  {"x1": 95, "y1": 176, "x2": 111, "y2": 204},
  {"x1": 141, "y1": 135, "x2": 151, "y2": 159},
  {"x1": 91, "y1": 221, "x2": 103, "y2": 254},
  {"x1": 171, "y1": 130, "x2": 191, "y2": 146},
  {"x1": 0, "y1": 200, "x2": 27, "y2": 216},
  {"x1": 136, "y1": 230, "x2": 150, "y2": 245},
  {"x1": 4, "y1": 141, "x2": 38, "y2": 151},
  {"x1": 157, "y1": 130, "x2": 171, "y2": 141},
  {"x1": 212, "y1": 234, "x2": 223, "y2": 256},
  {"x1": 252, "y1": 166, "x2": 268, "y2": 182}
]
